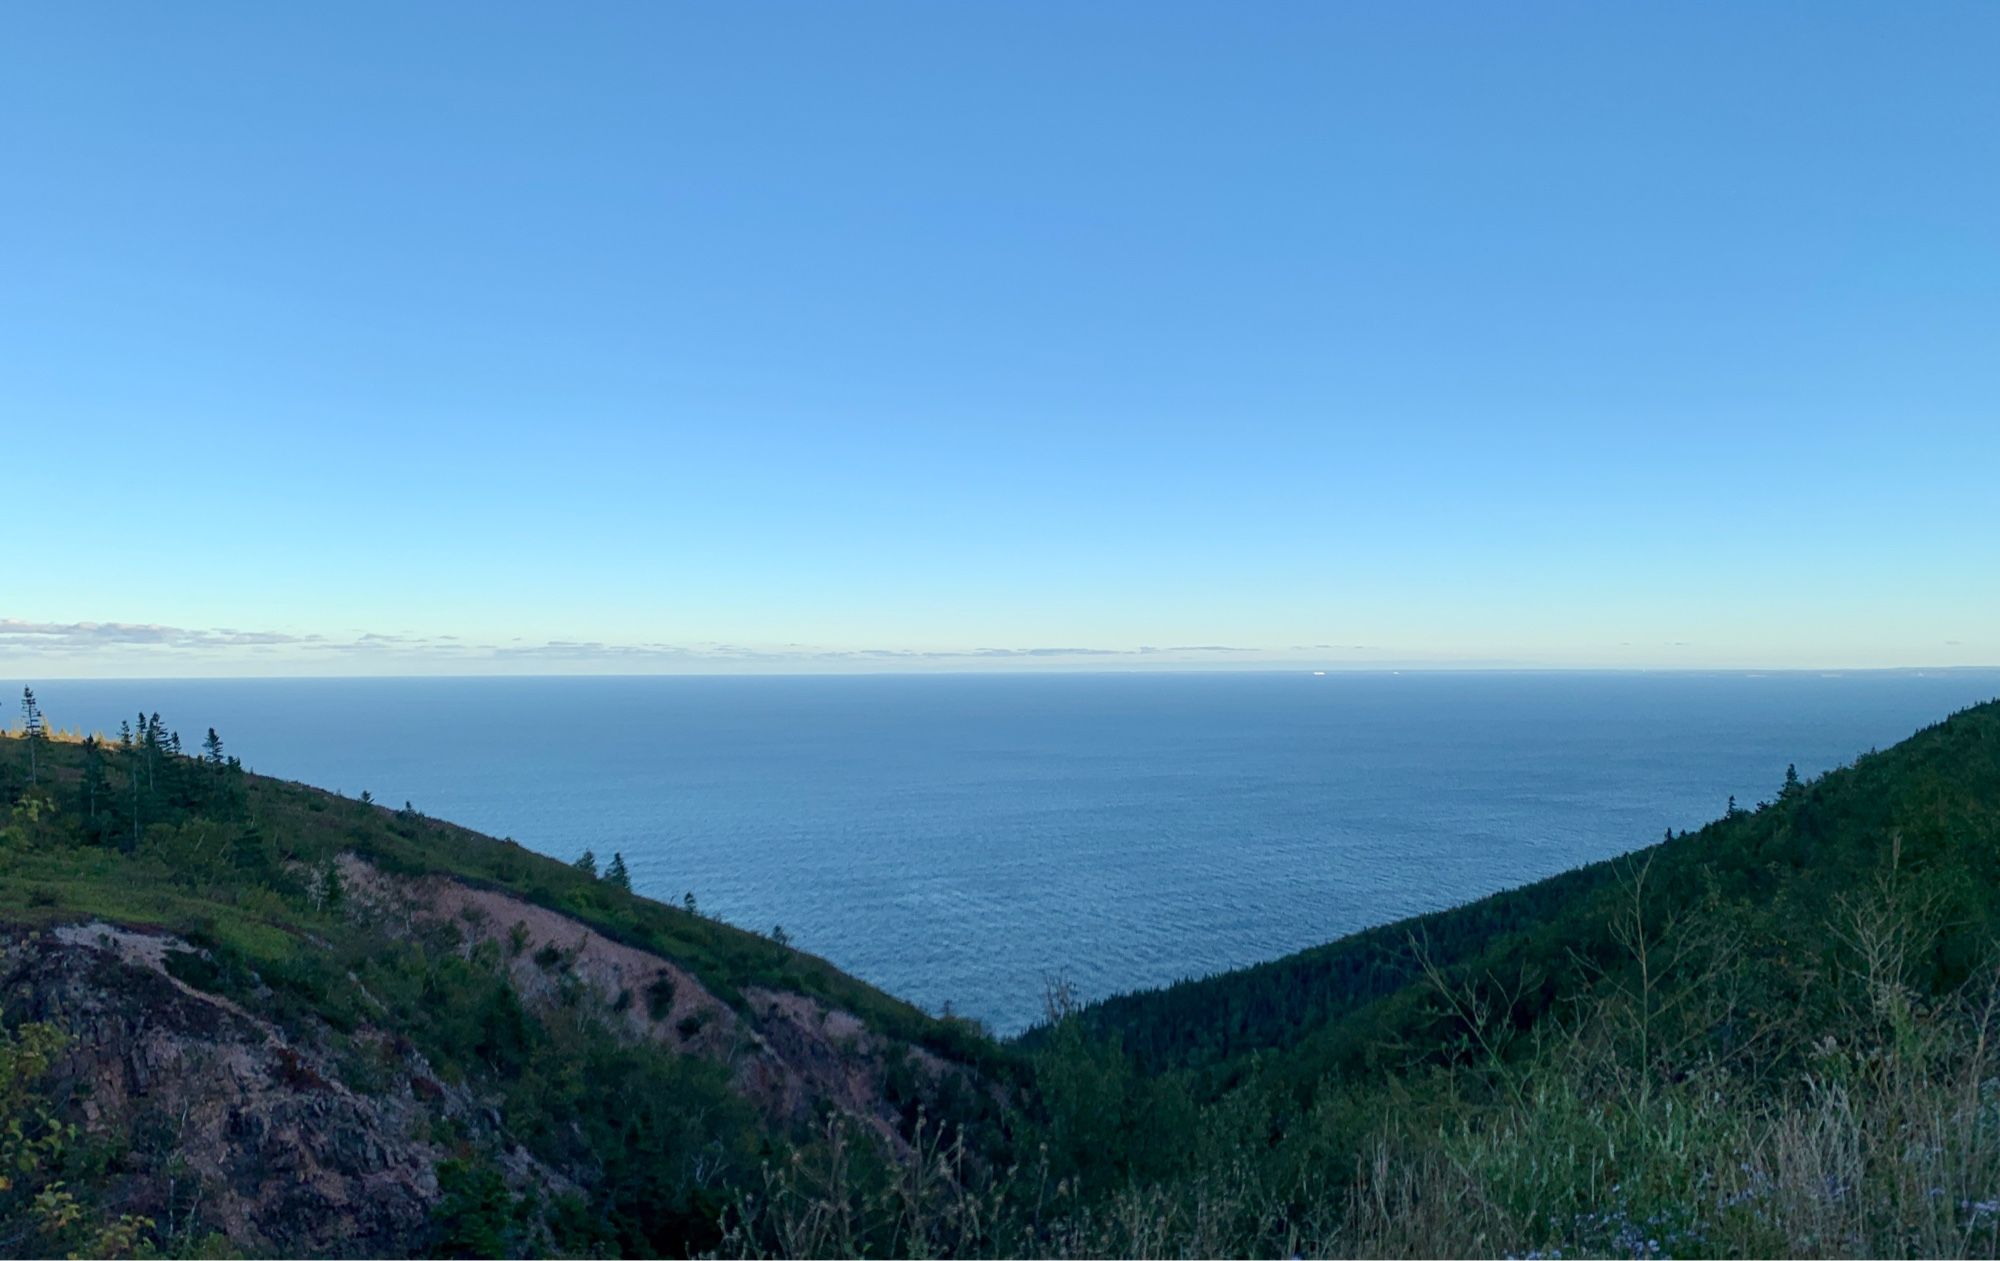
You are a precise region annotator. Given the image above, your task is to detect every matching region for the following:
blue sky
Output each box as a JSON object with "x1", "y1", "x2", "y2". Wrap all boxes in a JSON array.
[{"x1": 4, "y1": 3, "x2": 1996, "y2": 675}]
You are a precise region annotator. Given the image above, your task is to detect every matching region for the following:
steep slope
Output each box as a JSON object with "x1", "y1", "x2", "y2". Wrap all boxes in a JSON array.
[
  {"x1": 1065, "y1": 697, "x2": 2000, "y2": 1088},
  {"x1": 0, "y1": 725, "x2": 1009, "y2": 1257},
  {"x1": 992, "y1": 696, "x2": 2000, "y2": 1257}
]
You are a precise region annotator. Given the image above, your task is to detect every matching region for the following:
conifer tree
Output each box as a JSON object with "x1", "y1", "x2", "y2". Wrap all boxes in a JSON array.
[
  {"x1": 1780, "y1": 762, "x2": 1803, "y2": 800},
  {"x1": 605, "y1": 853, "x2": 632, "y2": 891},
  {"x1": 141, "y1": 713, "x2": 163, "y2": 793},
  {"x1": 19, "y1": 688, "x2": 43, "y2": 785},
  {"x1": 203, "y1": 728, "x2": 225, "y2": 765},
  {"x1": 573, "y1": 849, "x2": 598, "y2": 878},
  {"x1": 130, "y1": 751, "x2": 142, "y2": 850},
  {"x1": 231, "y1": 823, "x2": 269, "y2": 871},
  {"x1": 79, "y1": 735, "x2": 107, "y2": 830}
]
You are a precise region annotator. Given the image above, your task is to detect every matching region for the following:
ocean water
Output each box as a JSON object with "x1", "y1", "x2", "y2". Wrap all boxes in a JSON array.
[{"x1": 12, "y1": 670, "x2": 1998, "y2": 1033}]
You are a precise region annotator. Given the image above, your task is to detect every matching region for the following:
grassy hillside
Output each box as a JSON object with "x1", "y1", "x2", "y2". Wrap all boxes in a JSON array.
[
  {"x1": 0, "y1": 722, "x2": 989, "y2": 1060},
  {"x1": 0, "y1": 714, "x2": 1010, "y2": 1258},
  {"x1": 4, "y1": 694, "x2": 1999, "y2": 1258}
]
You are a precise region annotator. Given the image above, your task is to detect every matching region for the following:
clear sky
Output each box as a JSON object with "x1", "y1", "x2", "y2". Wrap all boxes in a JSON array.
[{"x1": 4, "y1": 3, "x2": 1996, "y2": 676}]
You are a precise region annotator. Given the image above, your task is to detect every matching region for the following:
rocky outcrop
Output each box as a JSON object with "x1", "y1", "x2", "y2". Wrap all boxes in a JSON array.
[
  {"x1": 0, "y1": 863, "x2": 983, "y2": 1255},
  {"x1": 336, "y1": 855, "x2": 967, "y2": 1150},
  {"x1": 0, "y1": 924, "x2": 507, "y2": 1255}
]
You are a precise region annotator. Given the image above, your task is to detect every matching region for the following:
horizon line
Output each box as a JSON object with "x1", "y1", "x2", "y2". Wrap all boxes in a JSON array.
[{"x1": 8, "y1": 663, "x2": 2000, "y2": 685}]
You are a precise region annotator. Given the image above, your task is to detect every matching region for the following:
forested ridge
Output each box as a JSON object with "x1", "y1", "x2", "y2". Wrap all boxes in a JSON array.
[
  {"x1": 3, "y1": 690, "x2": 1999, "y2": 1257},
  {"x1": 1067, "y1": 698, "x2": 2000, "y2": 1084}
]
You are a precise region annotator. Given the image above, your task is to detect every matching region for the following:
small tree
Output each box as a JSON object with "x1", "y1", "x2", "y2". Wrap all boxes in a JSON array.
[
  {"x1": 0, "y1": 1019, "x2": 150, "y2": 1256},
  {"x1": 20, "y1": 688, "x2": 44, "y2": 785},
  {"x1": 573, "y1": 849, "x2": 598, "y2": 878},
  {"x1": 1780, "y1": 762, "x2": 1804, "y2": 800},
  {"x1": 771, "y1": 925, "x2": 790, "y2": 948},
  {"x1": 231, "y1": 824, "x2": 270, "y2": 872},
  {"x1": 141, "y1": 713, "x2": 163, "y2": 793},
  {"x1": 78, "y1": 735, "x2": 108, "y2": 833},
  {"x1": 129, "y1": 741, "x2": 143, "y2": 850},
  {"x1": 203, "y1": 728, "x2": 225, "y2": 765},
  {"x1": 683, "y1": 891, "x2": 698, "y2": 916},
  {"x1": 605, "y1": 852, "x2": 632, "y2": 891}
]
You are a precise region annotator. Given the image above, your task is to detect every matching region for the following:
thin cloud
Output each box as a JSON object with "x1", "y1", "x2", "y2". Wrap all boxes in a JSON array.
[
  {"x1": 1, "y1": 616, "x2": 1278, "y2": 670},
  {"x1": 0, "y1": 619, "x2": 325, "y2": 650}
]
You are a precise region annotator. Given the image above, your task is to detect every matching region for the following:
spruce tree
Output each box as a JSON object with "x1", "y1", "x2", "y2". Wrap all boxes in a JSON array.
[
  {"x1": 79, "y1": 735, "x2": 107, "y2": 832},
  {"x1": 20, "y1": 688, "x2": 43, "y2": 785},
  {"x1": 231, "y1": 824, "x2": 269, "y2": 872},
  {"x1": 1780, "y1": 763, "x2": 1803, "y2": 800},
  {"x1": 203, "y1": 728, "x2": 225, "y2": 765},
  {"x1": 142, "y1": 713, "x2": 162, "y2": 793},
  {"x1": 573, "y1": 849, "x2": 598, "y2": 878},
  {"x1": 605, "y1": 853, "x2": 632, "y2": 891},
  {"x1": 130, "y1": 749, "x2": 143, "y2": 851}
]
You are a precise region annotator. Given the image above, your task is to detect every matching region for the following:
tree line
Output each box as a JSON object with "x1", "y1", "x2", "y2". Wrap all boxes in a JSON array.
[{"x1": 5, "y1": 687, "x2": 247, "y2": 849}]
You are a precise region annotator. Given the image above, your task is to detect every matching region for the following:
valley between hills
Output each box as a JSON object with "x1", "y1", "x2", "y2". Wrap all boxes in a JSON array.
[{"x1": 3, "y1": 697, "x2": 1999, "y2": 1257}]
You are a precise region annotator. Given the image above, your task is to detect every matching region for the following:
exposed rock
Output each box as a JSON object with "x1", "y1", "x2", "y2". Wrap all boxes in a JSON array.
[
  {"x1": 0, "y1": 926, "x2": 487, "y2": 1255},
  {"x1": 1, "y1": 866, "x2": 984, "y2": 1254},
  {"x1": 337, "y1": 854, "x2": 974, "y2": 1150}
]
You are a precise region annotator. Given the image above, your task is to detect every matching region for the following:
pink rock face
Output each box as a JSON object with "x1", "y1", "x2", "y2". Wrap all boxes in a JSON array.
[
  {"x1": 6, "y1": 926, "x2": 470, "y2": 1255},
  {"x1": 6, "y1": 860, "x2": 996, "y2": 1254},
  {"x1": 337, "y1": 855, "x2": 977, "y2": 1149}
]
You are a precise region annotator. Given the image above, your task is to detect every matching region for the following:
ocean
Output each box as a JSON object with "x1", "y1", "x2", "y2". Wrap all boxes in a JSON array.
[{"x1": 12, "y1": 669, "x2": 1998, "y2": 1033}]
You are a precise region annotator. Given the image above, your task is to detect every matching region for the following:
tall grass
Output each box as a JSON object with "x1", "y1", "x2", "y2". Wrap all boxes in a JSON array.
[{"x1": 721, "y1": 851, "x2": 2000, "y2": 1258}]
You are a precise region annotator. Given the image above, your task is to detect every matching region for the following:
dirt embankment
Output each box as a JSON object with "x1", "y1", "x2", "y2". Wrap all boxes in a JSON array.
[{"x1": 337, "y1": 854, "x2": 961, "y2": 1147}]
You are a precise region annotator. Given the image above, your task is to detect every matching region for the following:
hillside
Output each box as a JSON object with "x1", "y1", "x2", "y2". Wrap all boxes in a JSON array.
[
  {"x1": 1069, "y1": 695, "x2": 2000, "y2": 1083},
  {"x1": 0, "y1": 717, "x2": 1009, "y2": 1257},
  {"x1": 3, "y1": 695, "x2": 2000, "y2": 1258},
  {"x1": 1018, "y1": 695, "x2": 2000, "y2": 1256}
]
